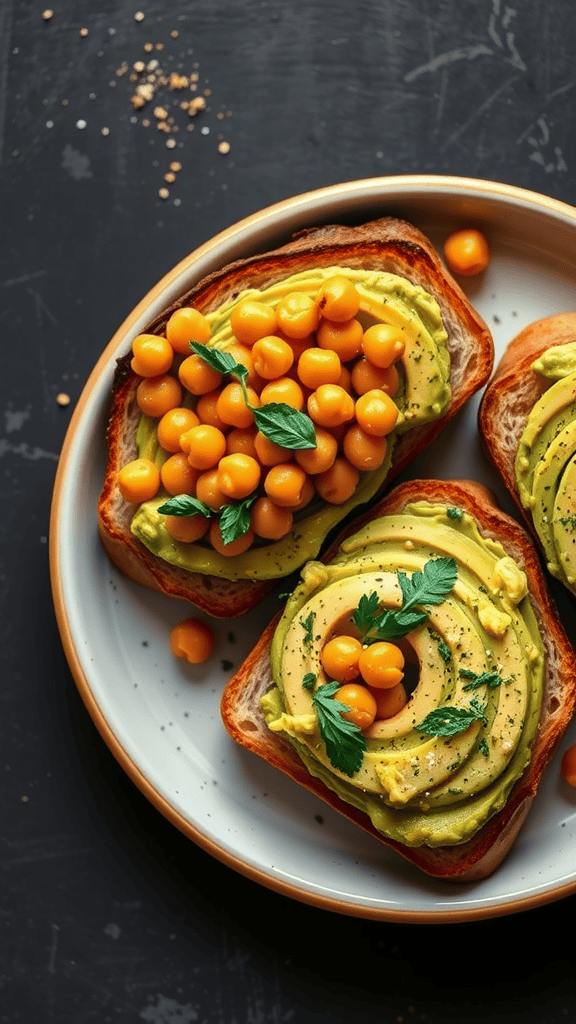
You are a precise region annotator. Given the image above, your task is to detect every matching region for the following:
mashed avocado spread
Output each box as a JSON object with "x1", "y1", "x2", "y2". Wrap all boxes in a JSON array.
[
  {"x1": 516, "y1": 341, "x2": 576, "y2": 595},
  {"x1": 261, "y1": 501, "x2": 544, "y2": 848},
  {"x1": 130, "y1": 266, "x2": 451, "y2": 582}
]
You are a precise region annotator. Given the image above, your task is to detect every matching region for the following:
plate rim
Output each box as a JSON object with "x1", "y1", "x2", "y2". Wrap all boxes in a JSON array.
[{"x1": 50, "y1": 173, "x2": 576, "y2": 923}]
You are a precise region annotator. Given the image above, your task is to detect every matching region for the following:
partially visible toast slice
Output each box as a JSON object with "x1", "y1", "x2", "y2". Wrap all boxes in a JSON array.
[
  {"x1": 221, "y1": 479, "x2": 576, "y2": 882},
  {"x1": 479, "y1": 312, "x2": 576, "y2": 536},
  {"x1": 99, "y1": 217, "x2": 493, "y2": 617}
]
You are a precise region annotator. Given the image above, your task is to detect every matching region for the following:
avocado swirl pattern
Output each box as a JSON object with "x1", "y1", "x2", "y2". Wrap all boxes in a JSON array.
[
  {"x1": 262, "y1": 502, "x2": 545, "y2": 848},
  {"x1": 515, "y1": 342, "x2": 576, "y2": 595}
]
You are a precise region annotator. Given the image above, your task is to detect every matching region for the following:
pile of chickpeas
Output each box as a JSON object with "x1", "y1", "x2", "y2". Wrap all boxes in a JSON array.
[
  {"x1": 320, "y1": 631, "x2": 408, "y2": 728},
  {"x1": 117, "y1": 273, "x2": 406, "y2": 556}
]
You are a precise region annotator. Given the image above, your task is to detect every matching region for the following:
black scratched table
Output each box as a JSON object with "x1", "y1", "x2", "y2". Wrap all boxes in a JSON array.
[{"x1": 3, "y1": 1, "x2": 576, "y2": 1022}]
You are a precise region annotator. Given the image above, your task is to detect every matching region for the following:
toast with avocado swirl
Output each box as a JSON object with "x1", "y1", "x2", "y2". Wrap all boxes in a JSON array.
[
  {"x1": 479, "y1": 313, "x2": 576, "y2": 599},
  {"x1": 99, "y1": 217, "x2": 493, "y2": 618},
  {"x1": 221, "y1": 479, "x2": 576, "y2": 881}
]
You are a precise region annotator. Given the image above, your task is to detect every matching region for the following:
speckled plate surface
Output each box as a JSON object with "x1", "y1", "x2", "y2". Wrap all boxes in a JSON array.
[{"x1": 50, "y1": 176, "x2": 576, "y2": 923}]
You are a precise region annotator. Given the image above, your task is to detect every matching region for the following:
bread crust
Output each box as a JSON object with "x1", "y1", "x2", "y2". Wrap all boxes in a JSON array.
[
  {"x1": 478, "y1": 312, "x2": 576, "y2": 535},
  {"x1": 220, "y1": 478, "x2": 576, "y2": 882},
  {"x1": 99, "y1": 216, "x2": 493, "y2": 617}
]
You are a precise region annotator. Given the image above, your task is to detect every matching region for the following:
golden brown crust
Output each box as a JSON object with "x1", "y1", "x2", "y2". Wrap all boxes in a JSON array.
[
  {"x1": 220, "y1": 478, "x2": 576, "y2": 881},
  {"x1": 99, "y1": 216, "x2": 493, "y2": 617},
  {"x1": 478, "y1": 312, "x2": 576, "y2": 534}
]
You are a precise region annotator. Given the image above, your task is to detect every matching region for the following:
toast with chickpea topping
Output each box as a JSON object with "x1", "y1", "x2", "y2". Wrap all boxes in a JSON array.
[
  {"x1": 98, "y1": 216, "x2": 493, "y2": 617},
  {"x1": 221, "y1": 478, "x2": 576, "y2": 882}
]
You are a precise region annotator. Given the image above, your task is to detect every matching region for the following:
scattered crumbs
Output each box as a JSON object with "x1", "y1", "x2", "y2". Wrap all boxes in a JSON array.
[
  {"x1": 142, "y1": 640, "x2": 149, "y2": 647},
  {"x1": 101, "y1": 126, "x2": 110, "y2": 136},
  {"x1": 493, "y1": 314, "x2": 501, "y2": 324},
  {"x1": 221, "y1": 659, "x2": 233, "y2": 671},
  {"x1": 76, "y1": 119, "x2": 87, "y2": 130},
  {"x1": 218, "y1": 140, "x2": 230, "y2": 154},
  {"x1": 159, "y1": 187, "x2": 169, "y2": 199},
  {"x1": 42, "y1": 9, "x2": 54, "y2": 20},
  {"x1": 134, "y1": 10, "x2": 145, "y2": 21},
  {"x1": 79, "y1": 27, "x2": 89, "y2": 37},
  {"x1": 56, "y1": 392, "x2": 71, "y2": 406}
]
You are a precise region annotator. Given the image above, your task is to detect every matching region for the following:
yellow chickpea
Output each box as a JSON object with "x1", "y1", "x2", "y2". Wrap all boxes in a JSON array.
[
  {"x1": 334, "y1": 683, "x2": 377, "y2": 730},
  {"x1": 444, "y1": 228, "x2": 490, "y2": 277},
  {"x1": 195, "y1": 468, "x2": 227, "y2": 511},
  {"x1": 316, "y1": 317, "x2": 363, "y2": 361},
  {"x1": 117, "y1": 458, "x2": 160, "y2": 504},
  {"x1": 136, "y1": 374, "x2": 183, "y2": 418},
  {"x1": 165, "y1": 513, "x2": 210, "y2": 543},
  {"x1": 181, "y1": 424, "x2": 227, "y2": 470},
  {"x1": 294, "y1": 426, "x2": 337, "y2": 474},
  {"x1": 157, "y1": 407, "x2": 200, "y2": 452},
  {"x1": 362, "y1": 324, "x2": 405, "y2": 368},
  {"x1": 229, "y1": 299, "x2": 277, "y2": 344},
  {"x1": 354, "y1": 389, "x2": 399, "y2": 436},
  {"x1": 166, "y1": 307, "x2": 211, "y2": 354},
  {"x1": 194, "y1": 390, "x2": 228, "y2": 431},
  {"x1": 314, "y1": 457, "x2": 359, "y2": 505},
  {"x1": 297, "y1": 347, "x2": 342, "y2": 389},
  {"x1": 320, "y1": 634, "x2": 362, "y2": 682},
  {"x1": 251, "y1": 335, "x2": 294, "y2": 380},
  {"x1": 259, "y1": 376, "x2": 305, "y2": 410},
  {"x1": 209, "y1": 520, "x2": 254, "y2": 556},
  {"x1": 317, "y1": 275, "x2": 361, "y2": 322},
  {"x1": 216, "y1": 381, "x2": 259, "y2": 429},
  {"x1": 169, "y1": 617, "x2": 215, "y2": 663},
  {"x1": 371, "y1": 682, "x2": 408, "y2": 721},
  {"x1": 254, "y1": 430, "x2": 293, "y2": 467},
  {"x1": 351, "y1": 358, "x2": 400, "y2": 398},
  {"x1": 160, "y1": 452, "x2": 200, "y2": 496},
  {"x1": 217, "y1": 453, "x2": 261, "y2": 499},
  {"x1": 342, "y1": 425, "x2": 388, "y2": 471},
  {"x1": 358, "y1": 642, "x2": 405, "y2": 689},
  {"x1": 225, "y1": 425, "x2": 259, "y2": 460},
  {"x1": 131, "y1": 334, "x2": 174, "y2": 378},
  {"x1": 307, "y1": 384, "x2": 355, "y2": 428},
  {"x1": 178, "y1": 353, "x2": 223, "y2": 395},
  {"x1": 264, "y1": 463, "x2": 309, "y2": 507},
  {"x1": 250, "y1": 497, "x2": 294, "y2": 540},
  {"x1": 276, "y1": 291, "x2": 320, "y2": 339}
]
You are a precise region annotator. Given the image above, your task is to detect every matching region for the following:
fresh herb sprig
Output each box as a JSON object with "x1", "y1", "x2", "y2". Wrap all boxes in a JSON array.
[
  {"x1": 157, "y1": 493, "x2": 256, "y2": 545},
  {"x1": 352, "y1": 557, "x2": 458, "y2": 643},
  {"x1": 190, "y1": 342, "x2": 316, "y2": 449},
  {"x1": 416, "y1": 697, "x2": 487, "y2": 737},
  {"x1": 312, "y1": 681, "x2": 366, "y2": 776}
]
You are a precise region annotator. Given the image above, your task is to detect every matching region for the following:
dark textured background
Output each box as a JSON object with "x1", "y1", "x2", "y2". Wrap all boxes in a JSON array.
[{"x1": 3, "y1": 1, "x2": 576, "y2": 1021}]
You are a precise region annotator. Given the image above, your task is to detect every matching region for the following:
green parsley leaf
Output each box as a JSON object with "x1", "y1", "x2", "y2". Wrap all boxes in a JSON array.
[
  {"x1": 302, "y1": 672, "x2": 316, "y2": 690},
  {"x1": 416, "y1": 697, "x2": 487, "y2": 737},
  {"x1": 189, "y1": 341, "x2": 248, "y2": 385},
  {"x1": 190, "y1": 341, "x2": 316, "y2": 450},
  {"x1": 157, "y1": 494, "x2": 213, "y2": 518},
  {"x1": 218, "y1": 496, "x2": 256, "y2": 545},
  {"x1": 352, "y1": 558, "x2": 458, "y2": 643},
  {"x1": 312, "y1": 681, "x2": 366, "y2": 776},
  {"x1": 478, "y1": 738, "x2": 490, "y2": 757},
  {"x1": 397, "y1": 557, "x2": 458, "y2": 611},
  {"x1": 459, "y1": 668, "x2": 508, "y2": 690},
  {"x1": 446, "y1": 506, "x2": 463, "y2": 520},
  {"x1": 252, "y1": 402, "x2": 316, "y2": 449},
  {"x1": 300, "y1": 611, "x2": 315, "y2": 645}
]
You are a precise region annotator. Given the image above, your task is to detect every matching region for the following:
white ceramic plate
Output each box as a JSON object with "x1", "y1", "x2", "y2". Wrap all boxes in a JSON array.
[{"x1": 50, "y1": 176, "x2": 576, "y2": 923}]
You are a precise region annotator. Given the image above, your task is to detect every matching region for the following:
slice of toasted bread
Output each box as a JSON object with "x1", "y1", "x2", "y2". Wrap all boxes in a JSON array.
[
  {"x1": 220, "y1": 478, "x2": 576, "y2": 882},
  {"x1": 99, "y1": 216, "x2": 493, "y2": 617},
  {"x1": 479, "y1": 312, "x2": 576, "y2": 539}
]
